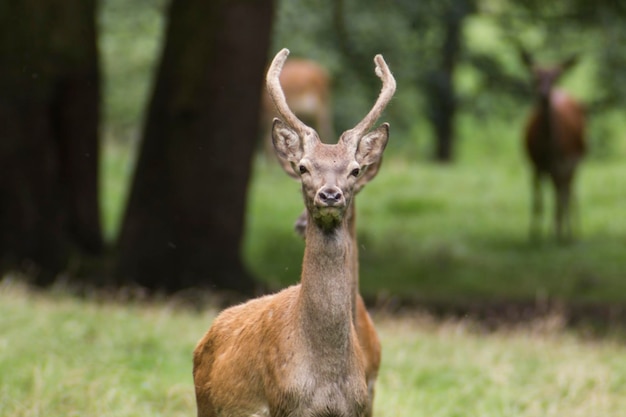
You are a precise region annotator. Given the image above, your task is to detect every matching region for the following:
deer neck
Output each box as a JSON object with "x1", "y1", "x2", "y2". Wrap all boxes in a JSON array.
[
  {"x1": 347, "y1": 202, "x2": 358, "y2": 319},
  {"x1": 538, "y1": 94, "x2": 557, "y2": 142},
  {"x1": 299, "y1": 211, "x2": 355, "y2": 357}
]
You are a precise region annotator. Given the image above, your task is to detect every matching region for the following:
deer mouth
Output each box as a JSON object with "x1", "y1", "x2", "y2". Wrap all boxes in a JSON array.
[
  {"x1": 316, "y1": 205, "x2": 344, "y2": 214},
  {"x1": 313, "y1": 196, "x2": 346, "y2": 212},
  {"x1": 311, "y1": 205, "x2": 345, "y2": 230}
]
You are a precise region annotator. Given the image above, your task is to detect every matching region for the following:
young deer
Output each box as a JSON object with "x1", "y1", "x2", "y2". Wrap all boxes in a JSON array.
[
  {"x1": 193, "y1": 49, "x2": 395, "y2": 417},
  {"x1": 521, "y1": 51, "x2": 586, "y2": 242}
]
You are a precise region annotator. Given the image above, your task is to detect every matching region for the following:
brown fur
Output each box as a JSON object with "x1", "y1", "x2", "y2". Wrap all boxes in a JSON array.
[{"x1": 522, "y1": 53, "x2": 586, "y2": 242}]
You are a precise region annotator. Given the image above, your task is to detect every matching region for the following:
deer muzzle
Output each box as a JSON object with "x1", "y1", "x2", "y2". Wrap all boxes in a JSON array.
[{"x1": 316, "y1": 186, "x2": 345, "y2": 208}]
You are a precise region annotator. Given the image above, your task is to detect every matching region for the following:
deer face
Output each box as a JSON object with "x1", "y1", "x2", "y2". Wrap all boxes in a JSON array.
[
  {"x1": 520, "y1": 50, "x2": 578, "y2": 101},
  {"x1": 272, "y1": 119, "x2": 389, "y2": 231},
  {"x1": 267, "y1": 48, "x2": 395, "y2": 231},
  {"x1": 532, "y1": 67, "x2": 564, "y2": 98}
]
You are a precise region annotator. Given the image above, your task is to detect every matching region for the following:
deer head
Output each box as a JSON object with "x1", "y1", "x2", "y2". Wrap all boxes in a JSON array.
[
  {"x1": 520, "y1": 49, "x2": 578, "y2": 100},
  {"x1": 267, "y1": 48, "x2": 395, "y2": 232}
]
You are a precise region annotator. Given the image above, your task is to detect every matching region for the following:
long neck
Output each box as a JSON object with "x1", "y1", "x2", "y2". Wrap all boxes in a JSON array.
[
  {"x1": 299, "y1": 212, "x2": 355, "y2": 357},
  {"x1": 538, "y1": 93, "x2": 557, "y2": 149},
  {"x1": 347, "y1": 202, "x2": 358, "y2": 319}
]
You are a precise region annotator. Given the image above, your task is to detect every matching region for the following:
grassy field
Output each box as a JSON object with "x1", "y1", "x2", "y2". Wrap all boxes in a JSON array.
[{"x1": 3, "y1": 280, "x2": 626, "y2": 417}]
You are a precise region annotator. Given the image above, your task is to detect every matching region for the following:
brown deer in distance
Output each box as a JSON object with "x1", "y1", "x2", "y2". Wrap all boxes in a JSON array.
[
  {"x1": 521, "y1": 50, "x2": 587, "y2": 242},
  {"x1": 260, "y1": 57, "x2": 333, "y2": 158},
  {"x1": 193, "y1": 48, "x2": 395, "y2": 417}
]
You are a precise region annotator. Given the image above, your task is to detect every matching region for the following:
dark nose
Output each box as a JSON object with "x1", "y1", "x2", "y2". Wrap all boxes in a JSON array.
[{"x1": 318, "y1": 187, "x2": 343, "y2": 205}]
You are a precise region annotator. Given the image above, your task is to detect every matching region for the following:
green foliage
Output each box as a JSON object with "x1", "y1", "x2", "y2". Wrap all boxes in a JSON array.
[
  {"x1": 271, "y1": 0, "x2": 424, "y2": 141},
  {"x1": 98, "y1": 0, "x2": 626, "y2": 156},
  {"x1": 98, "y1": 0, "x2": 166, "y2": 137},
  {"x1": 269, "y1": 0, "x2": 626, "y2": 156}
]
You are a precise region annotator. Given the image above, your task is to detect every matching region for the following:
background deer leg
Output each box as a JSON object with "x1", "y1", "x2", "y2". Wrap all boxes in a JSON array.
[
  {"x1": 552, "y1": 175, "x2": 571, "y2": 243},
  {"x1": 570, "y1": 182, "x2": 582, "y2": 240},
  {"x1": 561, "y1": 177, "x2": 576, "y2": 243},
  {"x1": 530, "y1": 170, "x2": 544, "y2": 240},
  {"x1": 554, "y1": 159, "x2": 578, "y2": 243}
]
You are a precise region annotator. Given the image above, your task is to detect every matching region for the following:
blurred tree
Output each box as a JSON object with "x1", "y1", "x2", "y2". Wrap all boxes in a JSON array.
[
  {"x1": 116, "y1": 0, "x2": 274, "y2": 294},
  {"x1": 0, "y1": 0, "x2": 102, "y2": 284},
  {"x1": 417, "y1": 0, "x2": 476, "y2": 162}
]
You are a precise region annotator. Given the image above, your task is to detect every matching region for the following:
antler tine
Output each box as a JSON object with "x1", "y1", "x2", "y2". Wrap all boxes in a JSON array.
[
  {"x1": 343, "y1": 54, "x2": 396, "y2": 146},
  {"x1": 266, "y1": 48, "x2": 315, "y2": 139}
]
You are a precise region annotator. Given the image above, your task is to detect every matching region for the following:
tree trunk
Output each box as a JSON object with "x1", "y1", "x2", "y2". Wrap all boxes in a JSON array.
[
  {"x1": 426, "y1": 68, "x2": 457, "y2": 163},
  {"x1": 0, "y1": 0, "x2": 102, "y2": 284},
  {"x1": 116, "y1": 0, "x2": 274, "y2": 294},
  {"x1": 425, "y1": 0, "x2": 473, "y2": 162}
]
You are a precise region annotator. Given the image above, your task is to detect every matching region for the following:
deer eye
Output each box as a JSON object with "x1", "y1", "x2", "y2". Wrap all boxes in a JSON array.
[
  {"x1": 299, "y1": 165, "x2": 308, "y2": 174},
  {"x1": 350, "y1": 168, "x2": 360, "y2": 177}
]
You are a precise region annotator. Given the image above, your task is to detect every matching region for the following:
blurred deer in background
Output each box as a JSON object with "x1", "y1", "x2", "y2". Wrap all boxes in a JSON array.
[
  {"x1": 521, "y1": 50, "x2": 587, "y2": 242},
  {"x1": 260, "y1": 57, "x2": 333, "y2": 158},
  {"x1": 194, "y1": 48, "x2": 395, "y2": 417}
]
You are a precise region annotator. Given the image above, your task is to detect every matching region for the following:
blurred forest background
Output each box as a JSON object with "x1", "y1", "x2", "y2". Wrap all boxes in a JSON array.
[{"x1": 1, "y1": 0, "x2": 626, "y2": 312}]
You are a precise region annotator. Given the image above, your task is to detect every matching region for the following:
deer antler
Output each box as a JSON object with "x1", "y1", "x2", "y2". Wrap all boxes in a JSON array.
[
  {"x1": 266, "y1": 48, "x2": 317, "y2": 141},
  {"x1": 342, "y1": 54, "x2": 396, "y2": 148}
]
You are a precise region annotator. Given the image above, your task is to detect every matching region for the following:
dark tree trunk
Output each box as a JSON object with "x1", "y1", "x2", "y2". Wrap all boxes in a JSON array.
[
  {"x1": 425, "y1": 0, "x2": 473, "y2": 162},
  {"x1": 116, "y1": 0, "x2": 274, "y2": 294},
  {"x1": 425, "y1": 67, "x2": 457, "y2": 162},
  {"x1": 0, "y1": 0, "x2": 102, "y2": 284}
]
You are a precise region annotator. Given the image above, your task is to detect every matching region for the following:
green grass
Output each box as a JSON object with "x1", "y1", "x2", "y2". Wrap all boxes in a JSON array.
[
  {"x1": 98, "y1": 0, "x2": 165, "y2": 136},
  {"x1": 3, "y1": 281, "x2": 626, "y2": 417},
  {"x1": 377, "y1": 314, "x2": 626, "y2": 417},
  {"x1": 0, "y1": 281, "x2": 198, "y2": 417}
]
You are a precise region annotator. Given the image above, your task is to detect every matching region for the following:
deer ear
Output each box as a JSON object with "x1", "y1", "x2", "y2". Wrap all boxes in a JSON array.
[
  {"x1": 272, "y1": 118, "x2": 303, "y2": 164},
  {"x1": 355, "y1": 123, "x2": 389, "y2": 167}
]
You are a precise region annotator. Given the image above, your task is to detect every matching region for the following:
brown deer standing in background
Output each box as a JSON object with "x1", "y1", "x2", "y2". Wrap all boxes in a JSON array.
[
  {"x1": 193, "y1": 48, "x2": 395, "y2": 417},
  {"x1": 521, "y1": 50, "x2": 587, "y2": 242},
  {"x1": 260, "y1": 57, "x2": 333, "y2": 158}
]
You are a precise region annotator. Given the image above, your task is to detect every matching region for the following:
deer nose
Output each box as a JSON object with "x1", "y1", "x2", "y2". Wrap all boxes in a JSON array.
[{"x1": 317, "y1": 186, "x2": 343, "y2": 206}]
